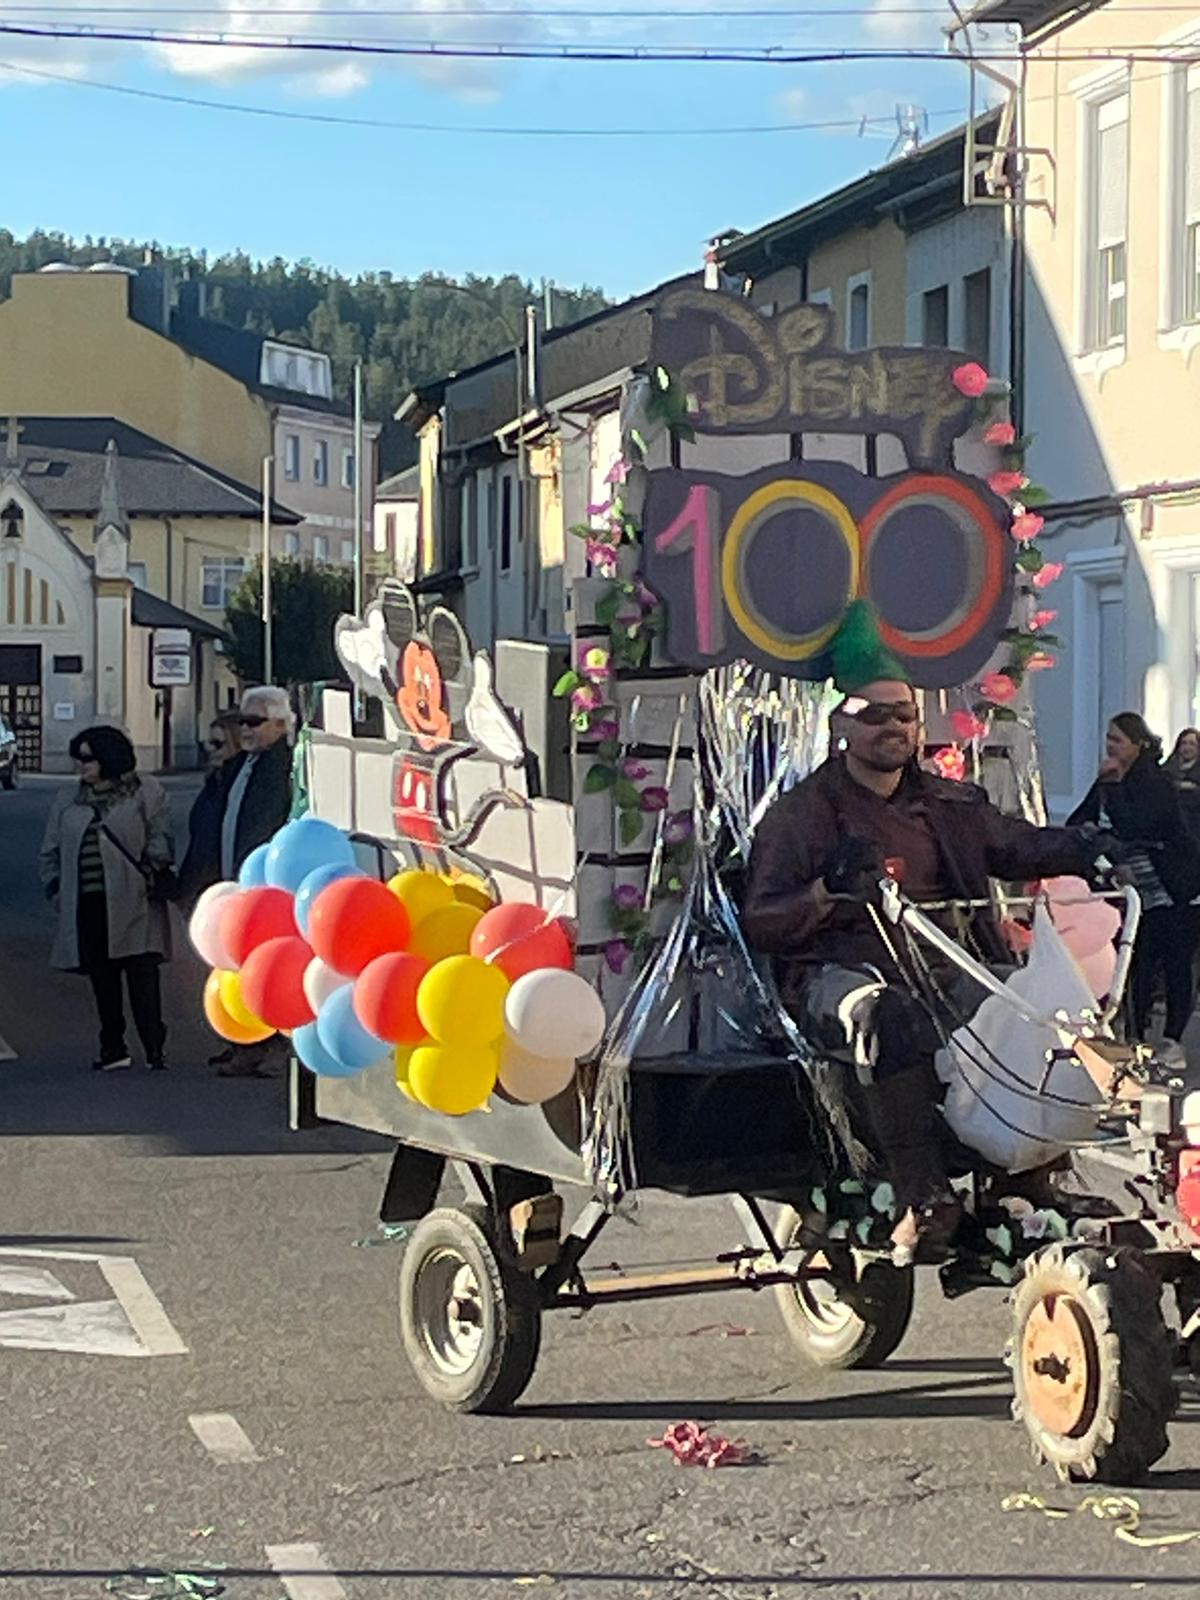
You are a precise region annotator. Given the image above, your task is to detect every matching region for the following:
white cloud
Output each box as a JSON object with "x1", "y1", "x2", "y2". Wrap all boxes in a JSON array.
[
  {"x1": 304, "y1": 62, "x2": 371, "y2": 98},
  {"x1": 776, "y1": 86, "x2": 808, "y2": 122},
  {"x1": 864, "y1": 0, "x2": 946, "y2": 45}
]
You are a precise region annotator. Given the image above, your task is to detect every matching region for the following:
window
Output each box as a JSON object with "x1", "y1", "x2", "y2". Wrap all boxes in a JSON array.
[
  {"x1": 128, "y1": 561, "x2": 148, "y2": 590},
  {"x1": 922, "y1": 285, "x2": 949, "y2": 347},
  {"x1": 283, "y1": 434, "x2": 300, "y2": 482},
  {"x1": 500, "y1": 475, "x2": 513, "y2": 572},
  {"x1": 283, "y1": 531, "x2": 299, "y2": 557},
  {"x1": 342, "y1": 449, "x2": 355, "y2": 489},
  {"x1": 313, "y1": 440, "x2": 329, "y2": 487},
  {"x1": 964, "y1": 269, "x2": 991, "y2": 366},
  {"x1": 1184, "y1": 71, "x2": 1200, "y2": 321},
  {"x1": 341, "y1": 539, "x2": 354, "y2": 563},
  {"x1": 847, "y1": 275, "x2": 871, "y2": 351},
  {"x1": 285, "y1": 354, "x2": 298, "y2": 389},
  {"x1": 384, "y1": 511, "x2": 396, "y2": 552},
  {"x1": 201, "y1": 556, "x2": 244, "y2": 609},
  {"x1": 464, "y1": 476, "x2": 479, "y2": 570},
  {"x1": 1090, "y1": 94, "x2": 1128, "y2": 348},
  {"x1": 313, "y1": 534, "x2": 329, "y2": 563}
]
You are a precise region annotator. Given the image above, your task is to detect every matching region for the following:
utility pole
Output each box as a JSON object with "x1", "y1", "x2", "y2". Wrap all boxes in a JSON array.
[
  {"x1": 261, "y1": 454, "x2": 274, "y2": 685},
  {"x1": 353, "y1": 359, "x2": 365, "y2": 721}
]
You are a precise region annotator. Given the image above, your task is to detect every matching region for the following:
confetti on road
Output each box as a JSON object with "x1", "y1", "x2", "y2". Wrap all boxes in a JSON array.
[
  {"x1": 1002, "y1": 1492, "x2": 1200, "y2": 1549},
  {"x1": 648, "y1": 1421, "x2": 756, "y2": 1468}
]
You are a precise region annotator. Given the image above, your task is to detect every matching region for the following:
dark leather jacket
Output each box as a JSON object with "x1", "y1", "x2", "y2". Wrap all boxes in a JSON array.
[
  {"x1": 1069, "y1": 750, "x2": 1200, "y2": 906},
  {"x1": 743, "y1": 758, "x2": 1096, "y2": 1004}
]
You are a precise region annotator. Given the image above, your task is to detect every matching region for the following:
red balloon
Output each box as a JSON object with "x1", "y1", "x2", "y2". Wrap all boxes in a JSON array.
[
  {"x1": 309, "y1": 876, "x2": 412, "y2": 977},
  {"x1": 353, "y1": 951, "x2": 431, "y2": 1044},
  {"x1": 219, "y1": 887, "x2": 298, "y2": 968},
  {"x1": 469, "y1": 902, "x2": 573, "y2": 983},
  {"x1": 239, "y1": 935, "x2": 315, "y2": 1030}
]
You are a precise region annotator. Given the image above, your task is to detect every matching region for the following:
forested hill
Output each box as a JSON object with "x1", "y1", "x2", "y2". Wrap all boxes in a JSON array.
[{"x1": 0, "y1": 230, "x2": 610, "y2": 470}]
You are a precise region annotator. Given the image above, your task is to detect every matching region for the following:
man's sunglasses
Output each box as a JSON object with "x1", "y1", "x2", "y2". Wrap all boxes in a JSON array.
[
  {"x1": 238, "y1": 714, "x2": 269, "y2": 728},
  {"x1": 842, "y1": 700, "x2": 920, "y2": 727},
  {"x1": 208, "y1": 736, "x2": 228, "y2": 749}
]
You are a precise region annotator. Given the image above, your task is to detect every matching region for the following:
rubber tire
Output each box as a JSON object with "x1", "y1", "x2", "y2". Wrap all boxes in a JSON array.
[
  {"x1": 398, "y1": 1203, "x2": 542, "y2": 1414},
  {"x1": 1009, "y1": 1243, "x2": 1177, "y2": 1485},
  {"x1": 0, "y1": 767, "x2": 14, "y2": 790},
  {"x1": 773, "y1": 1204, "x2": 915, "y2": 1370}
]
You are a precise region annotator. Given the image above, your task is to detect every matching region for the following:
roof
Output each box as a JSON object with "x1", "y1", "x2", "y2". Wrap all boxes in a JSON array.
[
  {"x1": 169, "y1": 311, "x2": 351, "y2": 419},
  {"x1": 948, "y1": 0, "x2": 1108, "y2": 34},
  {"x1": 131, "y1": 586, "x2": 227, "y2": 640},
  {"x1": 376, "y1": 465, "x2": 420, "y2": 499},
  {"x1": 719, "y1": 114, "x2": 1001, "y2": 276},
  {"x1": 12, "y1": 418, "x2": 301, "y2": 523}
]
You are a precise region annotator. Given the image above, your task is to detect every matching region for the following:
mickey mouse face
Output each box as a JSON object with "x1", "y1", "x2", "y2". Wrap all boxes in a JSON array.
[{"x1": 398, "y1": 639, "x2": 452, "y2": 751}]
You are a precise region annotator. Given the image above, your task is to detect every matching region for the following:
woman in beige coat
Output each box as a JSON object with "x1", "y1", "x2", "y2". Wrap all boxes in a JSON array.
[{"x1": 39, "y1": 726, "x2": 175, "y2": 1071}]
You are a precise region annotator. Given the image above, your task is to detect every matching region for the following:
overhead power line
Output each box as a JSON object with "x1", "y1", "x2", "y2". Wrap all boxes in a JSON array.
[{"x1": 0, "y1": 55, "x2": 968, "y2": 134}]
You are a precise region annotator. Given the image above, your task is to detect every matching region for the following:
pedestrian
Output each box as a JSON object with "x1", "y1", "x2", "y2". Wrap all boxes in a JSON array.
[
  {"x1": 1069, "y1": 712, "x2": 1200, "y2": 1066},
  {"x1": 177, "y1": 712, "x2": 242, "y2": 908},
  {"x1": 213, "y1": 685, "x2": 295, "y2": 1077},
  {"x1": 38, "y1": 726, "x2": 175, "y2": 1072},
  {"x1": 1166, "y1": 728, "x2": 1200, "y2": 845}
]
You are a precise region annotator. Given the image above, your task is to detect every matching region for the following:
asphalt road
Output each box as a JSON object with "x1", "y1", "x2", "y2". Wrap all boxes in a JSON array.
[{"x1": 2, "y1": 775, "x2": 1200, "y2": 1599}]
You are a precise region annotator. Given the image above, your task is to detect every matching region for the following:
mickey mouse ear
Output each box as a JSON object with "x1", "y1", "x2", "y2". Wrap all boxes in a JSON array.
[
  {"x1": 378, "y1": 580, "x2": 419, "y2": 650},
  {"x1": 427, "y1": 607, "x2": 470, "y2": 687}
]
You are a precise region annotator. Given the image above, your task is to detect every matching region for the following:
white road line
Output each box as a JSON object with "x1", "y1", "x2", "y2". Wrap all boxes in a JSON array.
[
  {"x1": 96, "y1": 1257, "x2": 188, "y2": 1356},
  {"x1": 188, "y1": 1412, "x2": 260, "y2": 1465},
  {"x1": 265, "y1": 1543, "x2": 348, "y2": 1600},
  {"x1": 0, "y1": 1031, "x2": 16, "y2": 1062}
]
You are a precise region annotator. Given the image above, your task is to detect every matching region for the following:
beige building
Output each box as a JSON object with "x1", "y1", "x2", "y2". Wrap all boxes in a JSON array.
[{"x1": 955, "y1": 0, "x2": 1200, "y2": 813}]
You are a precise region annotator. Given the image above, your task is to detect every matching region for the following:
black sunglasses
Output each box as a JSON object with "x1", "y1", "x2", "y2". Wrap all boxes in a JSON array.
[
  {"x1": 238, "y1": 714, "x2": 269, "y2": 728},
  {"x1": 76, "y1": 750, "x2": 95, "y2": 762},
  {"x1": 843, "y1": 701, "x2": 920, "y2": 727},
  {"x1": 208, "y1": 736, "x2": 227, "y2": 749}
]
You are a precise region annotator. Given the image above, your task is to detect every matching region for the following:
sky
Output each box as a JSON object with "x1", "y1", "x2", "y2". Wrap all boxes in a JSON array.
[{"x1": 0, "y1": 1, "x2": 995, "y2": 299}]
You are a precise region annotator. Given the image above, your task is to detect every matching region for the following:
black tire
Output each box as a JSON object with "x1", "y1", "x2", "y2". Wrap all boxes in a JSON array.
[
  {"x1": 398, "y1": 1203, "x2": 542, "y2": 1414},
  {"x1": 773, "y1": 1204, "x2": 914, "y2": 1369},
  {"x1": 0, "y1": 766, "x2": 14, "y2": 790},
  {"x1": 1008, "y1": 1243, "x2": 1177, "y2": 1485}
]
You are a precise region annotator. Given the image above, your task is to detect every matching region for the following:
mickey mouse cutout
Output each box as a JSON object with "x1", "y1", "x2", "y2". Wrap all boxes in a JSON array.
[{"x1": 335, "y1": 580, "x2": 526, "y2": 849}]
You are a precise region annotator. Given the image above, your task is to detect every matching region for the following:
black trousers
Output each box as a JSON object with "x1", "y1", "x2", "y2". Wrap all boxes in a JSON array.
[
  {"x1": 77, "y1": 893, "x2": 166, "y2": 1062},
  {"x1": 1130, "y1": 904, "x2": 1199, "y2": 1044}
]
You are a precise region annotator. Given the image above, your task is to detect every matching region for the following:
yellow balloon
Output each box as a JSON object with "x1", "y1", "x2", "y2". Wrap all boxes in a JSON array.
[
  {"x1": 203, "y1": 970, "x2": 274, "y2": 1045},
  {"x1": 409, "y1": 902, "x2": 483, "y2": 963},
  {"x1": 218, "y1": 967, "x2": 269, "y2": 1032},
  {"x1": 408, "y1": 1041, "x2": 497, "y2": 1116},
  {"x1": 416, "y1": 954, "x2": 510, "y2": 1048},
  {"x1": 388, "y1": 868, "x2": 454, "y2": 927},
  {"x1": 451, "y1": 877, "x2": 495, "y2": 912},
  {"x1": 394, "y1": 1038, "x2": 428, "y2": 1101}
]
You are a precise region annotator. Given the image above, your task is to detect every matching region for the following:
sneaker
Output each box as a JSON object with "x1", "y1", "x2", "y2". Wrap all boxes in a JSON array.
[
  {"x1": 146, "y1": 1058, "x2": 167, "y2": 1072},
  {"x1": 206, "y1": 1047, "x2": 234, "y2": 1068},
  {"x1": 92, "y1": 1053, "x2": 132, "y2": 1072},
  {"x1": 1158, "y1": 1039, "x2": 1188, "y2": 1069}
]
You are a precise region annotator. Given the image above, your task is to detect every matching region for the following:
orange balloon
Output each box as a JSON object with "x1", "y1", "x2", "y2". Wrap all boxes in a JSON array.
[{"x1": 203, "y1": 969, "x2": 274, "y2": 1045}]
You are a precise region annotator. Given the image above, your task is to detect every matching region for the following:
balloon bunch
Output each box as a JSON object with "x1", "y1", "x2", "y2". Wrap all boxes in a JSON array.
[{"x1": 189, "y1": 816, "x2": 605, "y2": 1115}]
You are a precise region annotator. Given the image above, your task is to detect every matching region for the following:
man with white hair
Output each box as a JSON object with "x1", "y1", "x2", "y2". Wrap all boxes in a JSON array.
[{"x1": 219, "y1": 686, "x2": 295, "y2": 883}]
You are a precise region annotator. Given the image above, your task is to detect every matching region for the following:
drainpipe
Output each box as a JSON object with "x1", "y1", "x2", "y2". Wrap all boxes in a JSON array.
[
  {"x1": 164, "y1": 516, "x2": 174, "y2": 605},
  {"x1": 1009, "y1": 52, "x2": 1029, "y2": 438}
]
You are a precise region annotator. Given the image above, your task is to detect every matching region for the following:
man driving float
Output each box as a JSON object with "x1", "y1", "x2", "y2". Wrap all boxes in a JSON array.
[{"x1": 742, "y1": 606, "x2": 1112, "y2": 1260}]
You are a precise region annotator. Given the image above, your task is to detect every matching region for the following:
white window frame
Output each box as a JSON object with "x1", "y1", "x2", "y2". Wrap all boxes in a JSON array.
[
  {"x1": 200, "y1": 555, "x2": 245, "y2": 610},
  {"x1": 341, "y1": 448, "x2": 355, "y2": 490},
  {"x1": 1159, "y1": 42, "x2": 1200, "y2": 349},
  {"x1": 845, "y1": 271, "x2": 872, "y2": 351},
  {"x1": 463, "y1": 473, "x2": 479, "y2": 574},
  {"x1": 283, "y1": 531, "x2": 299, "y2": 558},
  {"x1": 313, "y1": 440, "x2": 329, "y2": 487},
  {"x1": 340, "y1": 538, "x2": 354, "y2": 563},
  {"x1": 312, "y1": 533, "x2": 329, "y2": 564},
  {"x1": 1074, "y1": 68, "x2": 1131, "y2": 371},
  {"x1": 1065, "y1": 543, "x2": 1128, "y2": 810},
  {"x1": 283, "y1": 433, "x2": 300, "y2": 482}
]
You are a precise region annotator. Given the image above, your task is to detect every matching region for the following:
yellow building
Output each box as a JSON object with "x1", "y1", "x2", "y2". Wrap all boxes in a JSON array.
[{"x1": 954, "y1": 0, "x2": 1200, "y2": 812}]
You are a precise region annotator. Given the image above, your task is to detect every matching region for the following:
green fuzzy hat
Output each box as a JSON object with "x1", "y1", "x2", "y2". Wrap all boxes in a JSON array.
[{"x1": 828, "y1": 599, "x2": 910, "y2": 695}]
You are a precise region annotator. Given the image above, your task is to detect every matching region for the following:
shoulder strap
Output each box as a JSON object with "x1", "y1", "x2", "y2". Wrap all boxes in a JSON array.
[{"x1": 92, "y1": 807, "x2": 149, "y2": 876}]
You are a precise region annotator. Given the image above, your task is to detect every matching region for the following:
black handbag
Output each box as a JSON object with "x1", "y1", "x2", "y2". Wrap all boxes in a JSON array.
[{"x1": 94, "y1": 812, "x2": 180, "y2": 904}]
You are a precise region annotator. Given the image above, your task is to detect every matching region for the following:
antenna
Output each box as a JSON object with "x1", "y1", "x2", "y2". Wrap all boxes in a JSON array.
[{"x1": 889, "y1": 103, "x2": 928, "y2": 160}]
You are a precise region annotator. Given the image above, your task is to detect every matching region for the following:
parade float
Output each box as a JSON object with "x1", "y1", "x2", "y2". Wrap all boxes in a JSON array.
[{"x1": 195, "y1": 289, "x2": 1200, "y2": 1484}]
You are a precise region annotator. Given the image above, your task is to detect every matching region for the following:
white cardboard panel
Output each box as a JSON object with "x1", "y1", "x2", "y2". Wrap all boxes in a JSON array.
[{"x1": 309, "y1": 740, "x2": 354, "y2": 830}]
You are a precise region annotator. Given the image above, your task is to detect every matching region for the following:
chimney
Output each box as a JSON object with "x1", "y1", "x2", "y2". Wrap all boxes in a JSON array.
[
  {"x1": 130, "y1": 255, "x2": 173, "y2": 335},
  {"x1": 178, "y1": 275, "x2": 208, "y2": 322}
]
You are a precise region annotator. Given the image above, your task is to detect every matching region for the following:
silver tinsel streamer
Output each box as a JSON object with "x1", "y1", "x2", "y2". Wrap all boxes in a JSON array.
[{"x1": 582, "y1": 663, "x2": 871, "y2": 1206}]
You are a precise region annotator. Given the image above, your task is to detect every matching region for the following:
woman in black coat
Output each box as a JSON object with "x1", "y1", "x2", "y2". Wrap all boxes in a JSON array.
[
  {"x1": 1069, "y1": 712, "x2": 1200, "y2": 1061},
  {"x1": 178, "y1": 713, "x2": 240, "y2": 908}
]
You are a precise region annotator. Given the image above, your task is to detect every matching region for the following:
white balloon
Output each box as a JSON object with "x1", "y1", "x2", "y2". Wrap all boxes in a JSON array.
[
  {"x1": 498, "y1": 1040, "x2": 577, "y2": 1105},
  {"x1": 303, "y1": 956, "x2": 349, "y2": 1015},
  {"x1": 503, "y1": 969, "x2": 606, "y2": 1061},
  {"x1": 188, "y1": 881, "x2": 240, "y2": 970}
]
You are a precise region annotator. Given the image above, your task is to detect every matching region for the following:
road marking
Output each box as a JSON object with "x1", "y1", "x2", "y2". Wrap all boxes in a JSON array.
[
  {"x1": 0, "y1": 1030, "x2": 16, "y2": 1062},
  {"x1": 189, "y1": 1412, "x2": 260, "y2": 1464},
  {"x1": 0, "y1": 1248, "x2": 187, "y2": 1357},
  {"x1": 265, "y1": 1543, "x2": 348, "y2": 1600}
]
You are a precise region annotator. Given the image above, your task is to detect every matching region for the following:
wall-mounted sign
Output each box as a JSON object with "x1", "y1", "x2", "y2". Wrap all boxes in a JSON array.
[
  {"x1": 52, "y1": 702, "x2": 75, "y2": 722},
  {"x1": 650, "y1": 288, "x2": 982, "y2": 468},
  {"x1": 642, "y1": 460, "x2": 1012, "y2": 689},
  {"x1": 150, "y1": 627, "x2": 192, "y2": 688},
  {"x1": 52, "y1": 655, "x2": 84, "y2": 676}
]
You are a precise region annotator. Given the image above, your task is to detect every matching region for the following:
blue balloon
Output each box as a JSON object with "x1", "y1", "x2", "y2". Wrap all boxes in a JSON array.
[
  {"x1": 315, "y1": 985, "x2": 389, "y2": 1073},
  {"x1": 295, "y1": 862, "x2": 363, "y2": 939},
  {"x1": 293, "y1": 1019, "x2": 366, "y2": 1079},
  {"x1": 265, "y1": 816, "x2": 357, "y2": 894},
  {"x1": 238, "y1": 842, "x2": 271, "y2": 888}
]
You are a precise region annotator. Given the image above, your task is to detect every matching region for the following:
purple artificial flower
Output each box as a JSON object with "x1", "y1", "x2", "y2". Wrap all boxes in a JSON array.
[
  {"x1": 571, "y1": 683, "x2": 602, "y2": 714},
  {"x1": 586, "y1": 539, "x2": 618, "y2": 577},
  {"x1": 622, "y1": 757, "x2": 650, "y2": 781},
  {"x1": 593, "y1": 717, "x2": 620, "y2": 742},
  {"x1": 663, "y1": 810, "x2": 694, "y2": 846},
  {"x1": 604, "y1": 939, "x2": 631, "y2": 975},
  {"x1": 640, "y1": 786, "x2": 670, "y2": 813},
  {"x1": 587, "y1": 499, "x2": 613, "y2": 519},
  {"x1": 612, "y1": 883, "x2": 643, "y2": 911},
  {"x1": 605, "y1": 458, "x2": 630, "y2": 486}
]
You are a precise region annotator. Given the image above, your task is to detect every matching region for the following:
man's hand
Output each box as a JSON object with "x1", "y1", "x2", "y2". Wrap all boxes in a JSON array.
[
  {"x1": 821, "y1": 835, "x2": 886, "y2": 900},
  {"x1": 1081, "y1": 828, "x2": 1132, "y2": 889}
]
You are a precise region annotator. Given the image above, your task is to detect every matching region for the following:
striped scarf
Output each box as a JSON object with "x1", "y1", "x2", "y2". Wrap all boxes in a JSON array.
[{"x1": 77, "y1": 776, "x2": 139, "y2": 898}]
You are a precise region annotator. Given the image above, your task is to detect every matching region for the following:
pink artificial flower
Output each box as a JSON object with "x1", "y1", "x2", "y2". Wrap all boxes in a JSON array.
[
  {"x1": 1010, "y1": 511, "x2": 1045, "y2": 544},
  {"x1": 952, "y1": 362, "x2": 990, "y2": 398},
  {"x1": 639, "y1": 786, "x2": 670, "y2": 813},
  {"x1": 587, "y1": 499, "x2": 613, "y2": 519},
  {"x1": 984, "y1": 421, "x2": 1016, "y2": 447},
  {"x1": 1026, "y1": 652, "x2": 1056, "y2": 672},
  {"x1": 604, "y1": 939, "x2": 631, "y2": 975},
  {"x1": 980, "y1": 671, "x2": 1019, "y2": 706},
  {"x1": 586, "y1": 539, "x2": 618, "y2": 577},
  {"x1": 932, "y1": 744, "x2": 967, "y2": 783},
  {"x1": 622, "y1": 757, "x2": 650, "y2": 781},
  {"x1": 663, "y1": 810, "x2": 694, "y2": 846},
  {"x1": 612, "y1": 883, "x2": 643, "y2": 911},
  {"x1": 1032, "y1": 561, "x2": 1065, "y2": 591},
  {"x1": 581, "y1": 645, "x2": 611, "y2": 678},
  {"x1": 989, "y1": 470, "x2": 1027, "y2": 498},
  {"x1": 605, "y1": 458, "x2": 630, "y2": 486},
  {"x1": 593, "y1": 717, "x2": 620, "y2": 742},
  {"x1": 570, "y1": 683, "x2": 602, "y2": 714},
  {"x1": 950, "y1": 710, "x2": 988, "y2": 742},
  {"x1": 1032, "y1": 609, "x2": 1058, "y2": 630}
]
